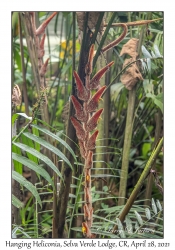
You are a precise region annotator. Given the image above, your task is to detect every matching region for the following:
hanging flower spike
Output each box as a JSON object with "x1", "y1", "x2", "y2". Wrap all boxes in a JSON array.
[
  {"x1": 38, "y1": 33, "x2": 46, "y2": 59},
  {"x1": 71, "y1": 95, "x2": 88, "y2": 122},
  {"x1": 86, "y1": 108, "x2": 103, "y2": 132},
  {"x1": 85, "y1": 151, "x2": 93, "y2": 169},
  {"x1": 35, "y1": 12, "x2": 58, "y2": 35},
  {"x1": 85, "y1": 44, "x2": 95, "y2": 75},
  {"x1": 87, "y1": 86, "x2": 106, "y2": 113},
  {"x1": 84, "y1": 204, "x2": 90, "y2": 221},
  {"x1": 39, "y1": 58, "x2": 49, "y2": 77},
  {"x1": 70, "y1": 116, "x2": 86, "y2": 141},
  {"x1": 73, "y1": 71, "x2": 90, "y2": 102},
  {"x1": 86, "y1": 130, "x2": 99, "y2": 151},
  {"x1": 82, "y1": 222, "x2": 91, "y2": 238},
  {"x1": 86, "y1": 207, "x2": 93, "y2": 229},
  {"x1": 79, "y1": 140, "x2": 86, "y2": 159},
  {"x1": 84, "y1": 187, "x2": 91, "y2": 204},
  {"x1": 89, "y1": 61, "x2": 114, "y2": 90},
  {"x1": 84, "y1": 168, "x2": 91, "y2": 187}
]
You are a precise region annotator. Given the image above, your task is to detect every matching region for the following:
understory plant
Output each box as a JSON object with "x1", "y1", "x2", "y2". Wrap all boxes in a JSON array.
[{"x1": 70, "y1": 44, "x2": 114, "y2": 238}]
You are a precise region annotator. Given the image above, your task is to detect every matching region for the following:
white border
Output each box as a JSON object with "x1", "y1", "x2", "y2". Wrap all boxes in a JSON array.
[{"x1": 1, "y1": 1, "x2": 174, "y2": 249}]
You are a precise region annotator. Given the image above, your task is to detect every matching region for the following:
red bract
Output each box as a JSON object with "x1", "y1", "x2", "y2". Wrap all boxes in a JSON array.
[
  {"x1": 86, "y1": 108, "x2": 103, "y2": 132},
  {"x1": 73, "y1": 71, "x2": 90, "y2": 102},
  {"x1": 36, "y1": 12, "x2": 57, "y2": 35},
  {"x1": 86, "y1": 130, "x2": 99, "y2": 151},
  {"x1": 89, "y1": 61, "x2": 114, "y2": 90},
  {"x1": 84, "y1": 204, "x2": 90, "y2": 221},
  {"x1": 79, "y1": 141, "x2": 86, "y2": 159},
  {"x1": 38, "y1": 34, "x2": 46, "y2": 58},
  {"x1": 87, "y1": 86, "x2": 106, "y2": 113},
  {"x1": 39, "y1": 58, "x2": 49, "y2": 77},
  {"x1": 70, "y1": 117, "x2": 86, "y2": 141},
  {"x1": 85, "y1": 44, "x2": 94, "y2": 75},
  {"x1": 85, "y1": 151, "x2": 93, "y2": 169},
  {"x1": 71, "y1": 95, "x2": 88, "y2": 122}
]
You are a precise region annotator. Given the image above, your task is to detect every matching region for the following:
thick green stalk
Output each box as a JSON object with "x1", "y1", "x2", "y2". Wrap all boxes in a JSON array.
[
  {"x1": 118, "y1": 26, "x2": 145, "y2": 206},
  {"x1": 118, "y1": 87, "x2": 136, "y2": 205},
  {"x1": 113, "y1": 137, "x2": 163, "y2": 232},
  {"x1": 144, "y1": 110, "x2": 162, "y2": 206}
]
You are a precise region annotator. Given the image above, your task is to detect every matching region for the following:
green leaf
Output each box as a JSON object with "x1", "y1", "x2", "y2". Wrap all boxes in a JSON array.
[
  {"x1": 21, "y1": 134, "x2": 38, "y2": 164},
  {"x1": 116, "y1": 218, "x2": 126, "y2": 238},
  {"x1": 12, "y1": 144, "x2": 23, "y2": 174},
  {"x1": 134, "y1": 211, "x2": 143, "y2": 226},
  {"x1": 152, "y1": 198, "x2": 157, "y2": 214},
  {"x1": 12, "y1": 12, "x2": 19, "y2": 30},
  {"x1": 12, "y1": 170, "x2": 42, "y2": 208},
  {"x1": 145, "y1": 208, "x2": 151, "y2": 220},
  {"x1": 154, "y1": 44, "x2": 162, "y2": 58},
  {"x1": 154, "y1": 92, "x2": 163, "y2": 113},
  {"x1": 135, "y1": 221, "x2": 139, "y2": 231},
  {"x1": 12, "y1": 153, "x2": 54, "y2": 189},
  {"x1": 13, "y1": 142, "x2": 63, "y2": 181},
  {"x1": 125, "y1": 215, "x2": 133, "y2": 234},
  {"x1": 32, "y1": 121, "x2": 40, "y2": 152},
  {"x1": 156, "y1": 200, "x2": 162, "y2": 211},
  {"x1": 154, "y1": 98, "x2": 163, "y2": 113},
  {"x1": 110, "y1": 82, "x2": 124, "y2": 102},
  {"x1": 23, "y1": 132, "x2": 73, "y2": 170},
  {"x1": 17, "y1": 113, "x2": 32, "y2": 120},
  {"x1": 12, "y1": 194, "x2": 24, "y2": 208},
  {"x1": 12, "y1": 114, "x2": 19, "y2": 125},
  {"x1": 141, "y1": 45, "x2": 152, "y2": 58},
  {"x1": 31, "y1": 124, "x2": 77, "y2": 162}
]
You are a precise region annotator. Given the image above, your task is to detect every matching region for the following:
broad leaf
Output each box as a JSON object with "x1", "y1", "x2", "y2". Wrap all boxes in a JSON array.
[
  {"x1": 23, "y1": 132, "x2": 73, "y2": 169},
  {"x1": 12, "y1": 194, "x2": 24, "y2": 208},
  {"x1": 142, "y1": 45, "x2": 152, "y2": 59},
  {"x1": 12, "y1": 170, "x2": 42, "y2": 208},
  {"x1": 16, "y1": 113, "x2": 32, "y2": 120},
  {"x1": 31, "y1": 124, "x2": 77, "y2": 162},
  {"x1": 21, "y1": 134, "x2": 38, "y2": 164},
  {"x1": 12, "y1": 142, "x2": 63, "y2": 181},
  {"x1": 12, "y1": 144, "x2": 23, "y2": 174},
  {"x1": 12, "y1": 153, "x2": 54, "y2": 189}
]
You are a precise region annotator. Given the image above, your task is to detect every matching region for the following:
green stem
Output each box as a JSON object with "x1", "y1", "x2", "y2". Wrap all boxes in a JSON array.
[
  {"x1": 113, "y1": 137, "x2": 163, "y2": 232},
  {"x1": 12, "y1": 120, "x2": 32, "y2": 143},
  {"x1": 118, "y1": 25, "x2": 146, "y2": 206},
  {"x1": 93, "y1": 12, "x2": 117, "y2": 68},
  {"x1": 118, "y1": 86, "x2": 136, "y2": 206}
]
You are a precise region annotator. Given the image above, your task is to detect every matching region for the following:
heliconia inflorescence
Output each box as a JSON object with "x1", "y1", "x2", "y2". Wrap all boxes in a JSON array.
[
  {"x1": 70, "y1": 44, "x2": 114, "y2": 238},
  {"x1": 29, "y1": 12, "x2": 57, "y2": 89}
]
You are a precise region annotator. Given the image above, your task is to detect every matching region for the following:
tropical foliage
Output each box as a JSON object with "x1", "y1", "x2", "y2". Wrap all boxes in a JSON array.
[{"x1": 12, "y1": 11, "x2": 163, "y2": 239}]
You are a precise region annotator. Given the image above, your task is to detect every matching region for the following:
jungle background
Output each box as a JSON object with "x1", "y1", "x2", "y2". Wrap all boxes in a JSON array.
[{"x1": 12, "y1": 11, "x2": 163, "y2": 239}]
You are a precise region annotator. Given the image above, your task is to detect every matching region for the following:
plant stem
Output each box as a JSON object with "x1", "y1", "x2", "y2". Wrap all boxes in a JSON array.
[
  {"x1": 144, "y1": 109, "x2": 162, "y2": 206},
  {"x1": 113, "y1": 137, "x2": 163, "y2": 232},
  {"x1": 118, "y1": 86, "x2": 136, "y2": 206},
  {"x1": 118, "y1": 24, "x2": 146, "y2": 206},
  {"x1": 93, "y1": 12, "x2": 117, "y2": 68},
  {"x1": 18, "y1": 13, "x2": 29, "y2": 116}
]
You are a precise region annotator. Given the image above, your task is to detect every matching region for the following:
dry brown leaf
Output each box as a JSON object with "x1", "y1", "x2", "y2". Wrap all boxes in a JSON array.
[
  {"x1": 12, "y1": 84, "x2": 22, "y2": 106},
  {"x1": 120, "y1": 58, "x2": 143, "y2": 90},
  {"x1": 76, "y1": 12, "x2": 104, "y2": 32},
  {"x1": 120, "y1": 38, "x2": 139, "y2": 60}
]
